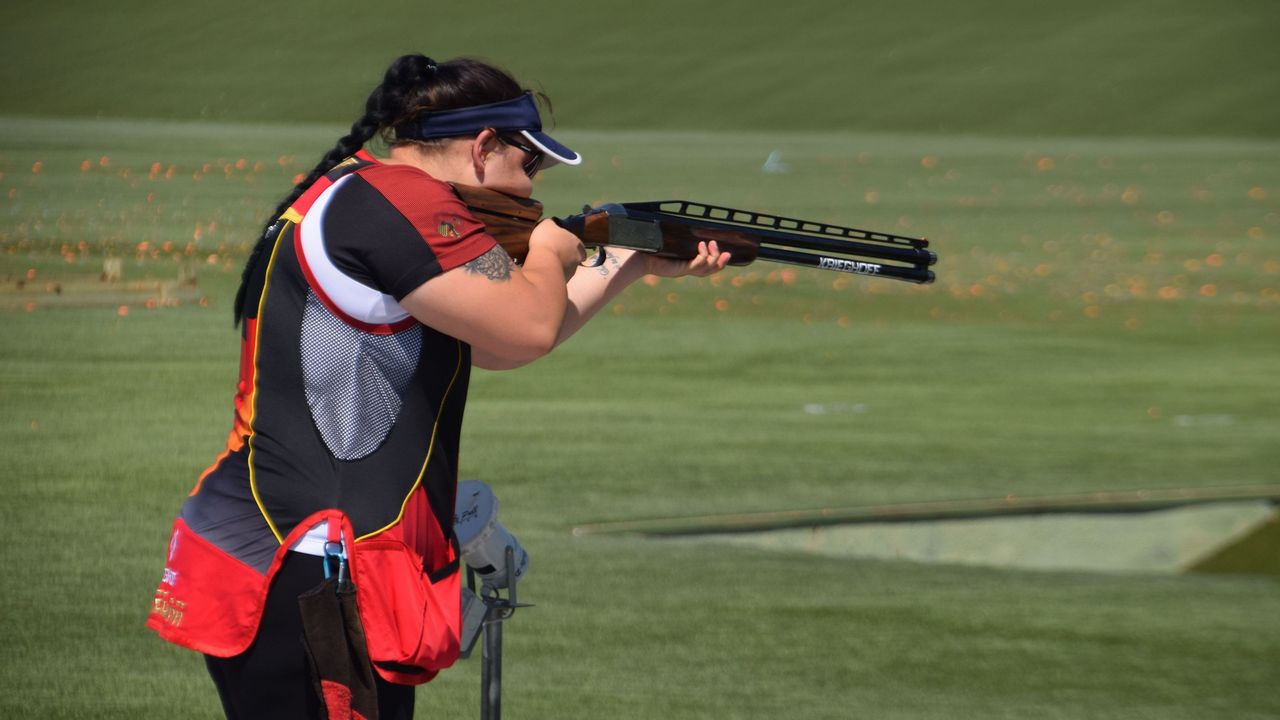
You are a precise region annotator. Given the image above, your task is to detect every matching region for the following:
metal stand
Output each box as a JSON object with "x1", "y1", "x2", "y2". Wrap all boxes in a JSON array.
[
  {"x1": 481, "y1": 611, "x2": 504, "y2": 720},
  {"x1": 470, "y1": 545, "x2": 530, "y2": 720}
]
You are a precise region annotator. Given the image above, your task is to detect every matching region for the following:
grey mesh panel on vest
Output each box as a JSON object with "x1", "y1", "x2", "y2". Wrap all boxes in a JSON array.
[{"x1": 300, "y1": 292, "x2": 423, "y2": 460}]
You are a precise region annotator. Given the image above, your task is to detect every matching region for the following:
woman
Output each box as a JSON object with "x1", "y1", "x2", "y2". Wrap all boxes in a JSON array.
[{"x1": 146, "y1": 54, "x2": 729, "y2": 719}]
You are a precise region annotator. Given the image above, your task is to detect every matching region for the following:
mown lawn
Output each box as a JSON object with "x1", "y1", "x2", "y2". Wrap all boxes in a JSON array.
[{"x1": 2, "y1": 116, "x2": 1277, "y2": 717}]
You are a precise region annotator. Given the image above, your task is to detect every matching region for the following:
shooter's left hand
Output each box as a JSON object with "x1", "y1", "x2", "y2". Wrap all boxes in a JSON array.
[{"x1": 643, "y1": 240, "x2": 732, "y2": 278}]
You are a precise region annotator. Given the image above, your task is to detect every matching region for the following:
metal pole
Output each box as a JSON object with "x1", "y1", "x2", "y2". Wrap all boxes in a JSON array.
[
  {"x1": 479, "y1": 545, "x2": 524, "y2": 720},
  {"x1": 481, "y1": 617, "x2": 503, "y2": 720}
]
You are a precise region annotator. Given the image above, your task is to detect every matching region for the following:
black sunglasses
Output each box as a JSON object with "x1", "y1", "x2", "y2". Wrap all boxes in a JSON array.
[{"x1": 496, "y1": 133, "x2": 544, "y2": 177}]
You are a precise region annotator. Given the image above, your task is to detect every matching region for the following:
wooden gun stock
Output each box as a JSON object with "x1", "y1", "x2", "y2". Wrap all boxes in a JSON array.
[
  {"x1": 448, "y1": 183, "x2": 544, "y2": 263},
  {"x1": 448, "y1": 183, "x2": 936, "y2": 284}
]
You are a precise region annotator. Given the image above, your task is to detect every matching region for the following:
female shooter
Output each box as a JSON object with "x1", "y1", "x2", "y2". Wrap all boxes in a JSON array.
[{"x1": 146, "y1": 53, "x2": 729, "y2": 719}]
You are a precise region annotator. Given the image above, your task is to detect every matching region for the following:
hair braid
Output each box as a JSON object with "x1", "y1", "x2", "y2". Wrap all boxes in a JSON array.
[
  {"x1": 231, "y1": 54, "x2": 534, "y2": 326},
  {"x1": 232, "y1": 54, "x2": 439, "y2": 326}
]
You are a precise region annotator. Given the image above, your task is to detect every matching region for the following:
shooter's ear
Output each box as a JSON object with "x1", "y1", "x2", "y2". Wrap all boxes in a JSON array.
[{"x1": 470, "y1": 128, "x2": 501, "y2": 177}]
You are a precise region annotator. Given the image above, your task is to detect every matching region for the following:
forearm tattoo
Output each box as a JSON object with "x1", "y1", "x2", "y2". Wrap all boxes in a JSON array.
[
  {"x1": 464, "y1": 245, "x2": 515, "y2": 281},
  {"x1": 596, "y1": 249, "x2": 623, "y2": 278}
]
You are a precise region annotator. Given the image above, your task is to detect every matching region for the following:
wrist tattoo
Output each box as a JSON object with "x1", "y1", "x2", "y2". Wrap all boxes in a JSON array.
[{"x1": 464, "y1": 245, "x2": 514, "y2": 281}]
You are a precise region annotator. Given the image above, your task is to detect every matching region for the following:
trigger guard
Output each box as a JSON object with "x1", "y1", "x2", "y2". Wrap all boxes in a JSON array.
[{"x1": 581, "y1": 247, "x2": 607, "y2": 268}]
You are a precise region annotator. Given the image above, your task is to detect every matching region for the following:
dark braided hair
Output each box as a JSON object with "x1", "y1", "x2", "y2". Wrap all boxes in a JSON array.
[{"x1": 233, "y1": 54, "x2": 532, "y2": 325}]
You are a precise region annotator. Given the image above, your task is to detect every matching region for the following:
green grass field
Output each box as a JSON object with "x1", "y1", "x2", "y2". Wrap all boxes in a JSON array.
[{"x1": 3, "y1": 1, "x2": 1279, "y2": 718}]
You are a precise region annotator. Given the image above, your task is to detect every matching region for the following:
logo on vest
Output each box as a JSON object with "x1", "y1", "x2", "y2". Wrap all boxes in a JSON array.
[{"x1": 152, "y1": 588, "x2": 186, "y2": 627}]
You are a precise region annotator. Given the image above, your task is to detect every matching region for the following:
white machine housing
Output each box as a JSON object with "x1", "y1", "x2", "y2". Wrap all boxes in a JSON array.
[{"x1": 454, "y1": 480, "x2": 529, "y2": 589}]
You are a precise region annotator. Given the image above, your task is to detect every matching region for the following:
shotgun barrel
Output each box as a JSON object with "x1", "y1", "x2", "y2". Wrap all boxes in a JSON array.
[{"x1": 449, "y1": 183, "x2": 937, "y2": 284}]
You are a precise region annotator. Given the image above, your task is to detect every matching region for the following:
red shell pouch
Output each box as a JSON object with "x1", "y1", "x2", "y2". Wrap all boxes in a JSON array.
[
  {"x1": 350, "y1": 537, "x2": 462, "y2": 685},
  {"x1": 146, "y1": 518, "x2": 270, "y2": 657}
]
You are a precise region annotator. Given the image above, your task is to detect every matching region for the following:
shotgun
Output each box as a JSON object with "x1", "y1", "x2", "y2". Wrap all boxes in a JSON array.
[{"x1": 450, "y1": 183, "x2": 936, "y2": 284}]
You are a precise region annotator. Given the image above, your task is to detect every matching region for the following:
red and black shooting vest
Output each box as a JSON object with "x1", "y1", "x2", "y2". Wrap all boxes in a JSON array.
[{"x1": 147, "y1": 151, "x2": 496, "y2": 684}]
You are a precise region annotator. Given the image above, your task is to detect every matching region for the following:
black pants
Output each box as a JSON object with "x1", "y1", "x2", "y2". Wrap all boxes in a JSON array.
[{"x1": 204, "y1": 551, "x2": 415, "y2": 720}]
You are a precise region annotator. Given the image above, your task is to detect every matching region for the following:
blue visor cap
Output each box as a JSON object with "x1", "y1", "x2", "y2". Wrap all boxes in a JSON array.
[{"x1": 395, "y1": 93, "x2": 581, "y2": 168}]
